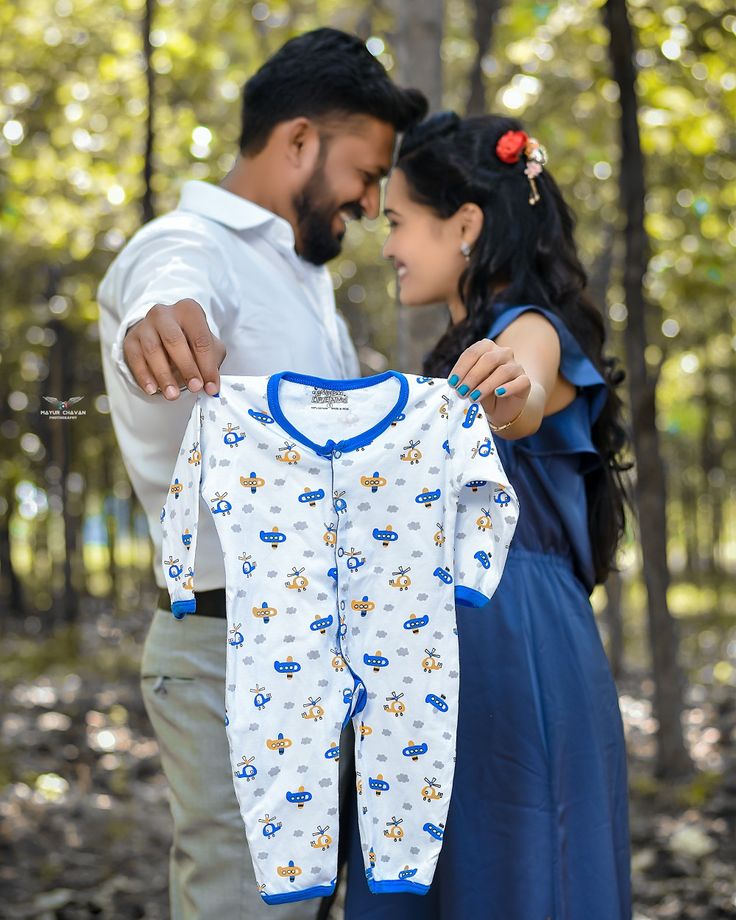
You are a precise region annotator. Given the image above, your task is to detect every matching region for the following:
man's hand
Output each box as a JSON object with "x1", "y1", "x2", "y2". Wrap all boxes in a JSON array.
[{"x1": 122, "y1": 299, "x2": 227, "y2": 399}]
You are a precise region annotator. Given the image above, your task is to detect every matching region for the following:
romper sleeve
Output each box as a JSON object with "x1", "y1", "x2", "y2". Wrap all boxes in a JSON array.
[
  {"x1": 449, "y1": 398, "x2": 520, "y2": 608},
  {"x1": 160, "y1": 396, "x2": 204, "y2": 618}
]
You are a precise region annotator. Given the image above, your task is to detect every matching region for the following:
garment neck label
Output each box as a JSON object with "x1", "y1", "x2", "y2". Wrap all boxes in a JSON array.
[{"x1": 310, "y1": 387, "x2": 349, "y2": 411}]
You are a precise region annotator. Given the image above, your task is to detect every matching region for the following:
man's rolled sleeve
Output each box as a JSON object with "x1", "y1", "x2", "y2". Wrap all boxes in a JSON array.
[{"x1": 106, "y1": 221, "x2": 230, "y2": 394}]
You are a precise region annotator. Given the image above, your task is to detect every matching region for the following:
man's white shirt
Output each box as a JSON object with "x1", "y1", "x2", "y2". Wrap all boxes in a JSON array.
[{"x1": 97, "y1": 179, "x2": 361, "y2": 592}]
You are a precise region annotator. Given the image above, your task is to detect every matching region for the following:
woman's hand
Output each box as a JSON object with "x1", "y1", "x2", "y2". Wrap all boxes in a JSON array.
[{"x1": 447, "y1": 338, "x2": 538, "y2": 436}]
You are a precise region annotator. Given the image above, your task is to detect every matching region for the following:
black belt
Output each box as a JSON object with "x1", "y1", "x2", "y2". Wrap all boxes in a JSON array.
[{"x1": 157, "y1": 587, "x2": 227, "y2": 618}]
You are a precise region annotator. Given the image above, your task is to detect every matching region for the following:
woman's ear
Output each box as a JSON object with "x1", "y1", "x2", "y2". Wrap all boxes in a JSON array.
[{"x1": 457, "y1": 202, "x2": 484, "y2": 247}]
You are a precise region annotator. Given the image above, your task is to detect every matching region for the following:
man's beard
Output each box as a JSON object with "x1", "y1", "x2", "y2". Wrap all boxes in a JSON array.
[{"x1": 293, "y1": 163, "x2": 363, "y2": 266}]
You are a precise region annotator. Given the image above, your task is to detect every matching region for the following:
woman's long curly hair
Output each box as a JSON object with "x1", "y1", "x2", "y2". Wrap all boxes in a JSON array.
[{"x1": 396, "y1": 111, "x2": 631, "y2": 584}]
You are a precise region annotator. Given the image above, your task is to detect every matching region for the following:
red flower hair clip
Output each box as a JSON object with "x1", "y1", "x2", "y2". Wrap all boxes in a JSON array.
[
  {"x1": 495, "y1": 129, "x2": 548, "y2": 205},
  {"x1": 495, "y1": 130, "x2": 528, "y2": 164}
]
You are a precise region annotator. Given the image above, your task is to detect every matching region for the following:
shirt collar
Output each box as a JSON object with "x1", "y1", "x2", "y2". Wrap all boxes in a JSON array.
[{"x1": 177, "y1": 179, "x2": 297, "y2": 252}]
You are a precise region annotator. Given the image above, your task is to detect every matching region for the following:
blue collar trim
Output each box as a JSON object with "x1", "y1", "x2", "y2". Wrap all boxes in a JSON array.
[{"x1": 266, "y1": 370, "x2": 409, "y2": 458}]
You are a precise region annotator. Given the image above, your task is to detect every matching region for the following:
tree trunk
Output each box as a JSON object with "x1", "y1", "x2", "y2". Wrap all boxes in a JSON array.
[
  {"x1": 466, "y1": 0, "x2": 501, "y2": 116},
  {"x1": 48, "y1": 318, "x2": 82, "y2": 627},
  {"x1": 0, "y1": 365, "x2": 25, "y2": 622},
  {"x1": 392, "y1": 0, "x2": 446, "y2": 374},
  {"x1": 605, "y1": 0, "x2": 692, "y2": 777},
  {"x1": 141, "y1": 0, "x2": 156, "y2": 225},
  {"x1": 682, "y1": 479, "x2": 699, "y2": 578},
  {"x1": 0, "y1": 474, "x2": 24, "y2": 623},
  {"x1": 101, "y1": 455, "x2": 119, "y2": 607},
  {"x1": 699, "y1": 365, "x2": 722, "y2": 577},
  {"x1": 604, "y1": 571, "x2": 625, "y2": 680},
  {"x1": 592, "y1": 228, "x2": 626, "y2": 679}
]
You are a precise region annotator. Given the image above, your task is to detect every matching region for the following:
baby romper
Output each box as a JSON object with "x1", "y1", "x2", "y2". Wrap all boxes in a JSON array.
[{"x1": 160, "y1": 369, "x2": 519, "y2": 905}]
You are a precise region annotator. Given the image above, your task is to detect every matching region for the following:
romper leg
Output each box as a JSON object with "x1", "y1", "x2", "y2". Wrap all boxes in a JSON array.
[
  {"x1": 140, "y1": 608, "x2": 321, "y2": 920},
  {"x1": 223, "y1": 602, "x2": 348, "y2": 903},
  {"x1": 344, "y1": 621, "x2": 460, "y2": 893}
]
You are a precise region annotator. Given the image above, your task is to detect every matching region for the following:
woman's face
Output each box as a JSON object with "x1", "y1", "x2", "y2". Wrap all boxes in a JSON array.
[{"x1": 382, "y1": 167, "x2": 478, "y2": 307}]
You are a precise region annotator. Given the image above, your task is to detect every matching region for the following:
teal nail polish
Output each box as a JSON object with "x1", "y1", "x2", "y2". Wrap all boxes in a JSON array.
[
  {"x1": 470, "y1": 389, "x2": 481, "y2": 401},
  {"x1": 449, "y1": 374, "x2": 459, "y2": 387},
  {"x1": 457, "y1": 384, "x2": 469, "y2": 396},
  {"x1": 495, "y1": 386, "x2": 506, "y2": 396}
]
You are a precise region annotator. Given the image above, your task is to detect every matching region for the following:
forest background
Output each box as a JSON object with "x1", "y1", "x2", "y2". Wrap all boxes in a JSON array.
[{"x1": 0, "y1": 0, "x2": 734, "y2": 917}]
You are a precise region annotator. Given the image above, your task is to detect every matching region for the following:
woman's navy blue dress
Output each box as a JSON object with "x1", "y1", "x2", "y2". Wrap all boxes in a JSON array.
[{"x1": 343, "y1": 304, "x2": 632, "y2": 919}]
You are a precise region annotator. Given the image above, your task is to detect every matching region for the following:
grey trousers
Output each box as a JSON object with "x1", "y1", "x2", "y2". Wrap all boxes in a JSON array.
[{"x1": 140, "y1": 608, "x2": 322, "y2": 920}]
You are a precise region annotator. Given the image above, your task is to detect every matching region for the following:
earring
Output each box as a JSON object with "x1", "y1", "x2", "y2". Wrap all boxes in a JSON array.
[{"x1": 460, "y1": 241, "x2": 472, "y2": 261}]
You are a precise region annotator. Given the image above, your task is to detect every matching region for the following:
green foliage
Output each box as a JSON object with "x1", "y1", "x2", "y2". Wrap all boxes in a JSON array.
[{"x1": 0, "y1": 0, "x2": 734, "y2": 611}]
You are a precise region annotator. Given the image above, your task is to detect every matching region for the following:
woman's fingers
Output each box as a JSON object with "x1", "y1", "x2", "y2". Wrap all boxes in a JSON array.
[
  {"x1": 448, "y1": 342, "x2": 515, "y2": 397},
  {"x1": 447, "y1": 339, "x2": 532, "y2": 433},
  {"x1": 448, "y1": 340, "x2": 503, "y2": 388},
  {"x1": 468, "y1": 365, "x2": 530, "y2": 402},
  {"x1": 487, "y1": 373, "x2": 532, "y2": 401}
]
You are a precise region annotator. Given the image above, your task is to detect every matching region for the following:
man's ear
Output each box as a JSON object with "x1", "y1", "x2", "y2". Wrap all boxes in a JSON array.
[
  {"x1": 280, "y1": 117, "x2": 321, "y2": 172},
  {"x1": 457, "y1": 202, "x2": 484, "y2": 247}
]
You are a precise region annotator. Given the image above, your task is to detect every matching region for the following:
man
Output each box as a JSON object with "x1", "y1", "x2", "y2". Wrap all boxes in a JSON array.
[{"x1": 96, "y1": 27, "x2": 426, "y2": 920}]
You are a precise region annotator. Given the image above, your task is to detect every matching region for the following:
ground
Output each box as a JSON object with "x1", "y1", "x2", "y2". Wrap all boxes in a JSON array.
[{"x1": 1, "y1": 591, "x2": 734, "y2": 919}]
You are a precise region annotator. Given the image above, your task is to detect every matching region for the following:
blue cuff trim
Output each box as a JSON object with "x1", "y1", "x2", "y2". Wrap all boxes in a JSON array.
[
  {"x1": 366, "y1": 879, "x2": 431, "y2": 896},
  {"x1": 171, "y1": 599, "x2": 196, "y2": 619},
  {"x1": 261, "y1": 883, "x2": 335, "y2": 905},
  {"x1": 454, "y1": 585, "x2": 491, "y2": 608}
]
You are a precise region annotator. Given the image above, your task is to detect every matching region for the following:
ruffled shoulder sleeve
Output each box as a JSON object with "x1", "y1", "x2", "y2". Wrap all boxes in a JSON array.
[{"x1": 486, "y1": 304, "x2": 608, "y2": 471}]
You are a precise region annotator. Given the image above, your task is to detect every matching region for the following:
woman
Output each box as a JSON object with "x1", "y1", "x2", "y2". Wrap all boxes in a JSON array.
[{"x1": 342, "y1": 113, "x2": 633, "y2": 919}]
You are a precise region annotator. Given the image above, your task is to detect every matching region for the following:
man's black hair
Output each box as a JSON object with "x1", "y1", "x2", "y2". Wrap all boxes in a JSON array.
[{"x1": 239, "y1": 28, "x2": 428, "y2": 153}]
